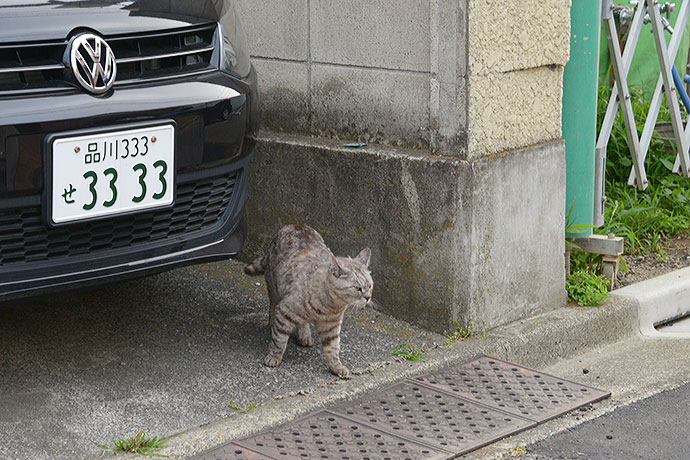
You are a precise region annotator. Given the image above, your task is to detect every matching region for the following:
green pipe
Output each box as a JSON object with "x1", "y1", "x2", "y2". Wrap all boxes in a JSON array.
[{"x1": 563, "y1": 0, "x2": 600, "y2": 238}]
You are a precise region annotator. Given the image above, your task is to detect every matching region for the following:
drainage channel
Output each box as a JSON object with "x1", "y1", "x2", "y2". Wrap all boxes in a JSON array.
[
  {"x1": 655, "y1": 313, "x2": 690, "y2": 334},
  {"x1": 189, "y1": 355, "x2": 610, "y2": 460}
]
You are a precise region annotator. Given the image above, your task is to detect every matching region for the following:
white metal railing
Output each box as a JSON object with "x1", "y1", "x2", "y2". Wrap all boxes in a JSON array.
[{"x1": 595, "y1": 0, "x2": 690, "y2": 225}]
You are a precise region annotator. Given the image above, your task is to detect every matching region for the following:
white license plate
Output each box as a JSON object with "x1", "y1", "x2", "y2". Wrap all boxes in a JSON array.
[{"x1": 50, "y1": 124, "x2": 175, "y2": 225}]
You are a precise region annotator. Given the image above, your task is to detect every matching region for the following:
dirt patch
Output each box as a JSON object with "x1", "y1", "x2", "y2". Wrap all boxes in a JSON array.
[{"x1": 617, "y1": 233, "x2": 690, "y2": 287}]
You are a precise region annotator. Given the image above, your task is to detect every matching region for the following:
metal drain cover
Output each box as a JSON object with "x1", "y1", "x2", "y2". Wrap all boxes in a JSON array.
[
  {"x1": 332, "y1": 380, "x2": 535, "y2": 455},
  {"x1": 414, "y1": 355, "x2": 611, "y2": 423},
  {"x1": 236, "y1": 410, "x2": 449, "y2": 460},
  {"x1": 192, "y1": 443, "x2": 272, "y2": 460},
  {"x1": 187, "y1": 356, "x2": 609, "y2": 460}
]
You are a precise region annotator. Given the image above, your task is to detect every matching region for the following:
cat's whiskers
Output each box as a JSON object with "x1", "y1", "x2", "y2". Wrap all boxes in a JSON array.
[{"x1": 347, "y1": 298, "x2": 369, "y2": 312}]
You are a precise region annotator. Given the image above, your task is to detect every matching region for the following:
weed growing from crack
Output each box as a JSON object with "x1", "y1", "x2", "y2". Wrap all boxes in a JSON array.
[
  {"x1": 96, "y1": 431, "x2": 167, "y2": 457},
  {"x1": 508, "y1": 446, "x2": 528, "y2": 458},
  {"x1": 391, "y1": 342, "x2": 426, "y2": 361},
  {"x1": 566, "y1": 269, "x2": 609, "y2": 306},
  {"x1": 445, "y1": 318, "x2": 486, "y2": 348},
  {"x1": 230, "y1": 399, "x2": 259, "y2": 413}
]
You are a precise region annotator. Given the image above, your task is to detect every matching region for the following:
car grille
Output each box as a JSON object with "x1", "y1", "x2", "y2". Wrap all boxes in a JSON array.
[
  {"x1": 0, "y1": 169, "x2": 238, "y2": 268},
  {"x1": 0, "y1": 41, "x2": 67, "y2": 94},
  {"x1": 0, "y1": 23, "x2": 218, "y2": 96}
]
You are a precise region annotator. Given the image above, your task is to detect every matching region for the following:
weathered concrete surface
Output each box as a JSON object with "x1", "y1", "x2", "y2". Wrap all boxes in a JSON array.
[
  {"x1": 467, "y1": 0, "x2": 570, "y2": 75},
  {"x1": 237, "y1": 0, "x2": 570, "y2": 157},
  {"x1": 241, "y1": 133, "x2": 467, "y2": 332},
  {"x1": 311, "y1": 64, "x2": 431, "y2": 147},
  {"x1": 468, "y1": 66, "x2": 564, "y2": 158},
  {"x1": 0, "y1": 261, "x2": 443, "y2": 460},
  {"x1": 468, "y1": 141, "x2": 567, "y2": 326},
  {"x1": 464, "y1": 0, "x2": 570, "y2": 157},
  {"x1": 310, "y1": 0, "x2": 431, "y2": 71},
  {"x1": 615, "y1": 265, "x2": 690, "y2": 338},
  {"x1": 235, "y1": 0, "x2": 308, "y2": 61},
  {"x1": 251, "y1": 59, "x2": 310, "y2": 134},
  {"x1": 236, "y1": 0, "x2": 436, "y2": 149},
  {"x1": 166, "y1": 295, "x2": 638, "y2": 460},
  {"x1": 235, "y1": 1, "x2": 569, "y2": 332},
  {"x1": 430, "y1": 0, "x2": 468, "y2": 154},
  {"x1": 241, "y1": 132, "x2": 566, "y2": 333},
  {"x1": 0, "y1": 259, "x2": 639, "y2": 460}
]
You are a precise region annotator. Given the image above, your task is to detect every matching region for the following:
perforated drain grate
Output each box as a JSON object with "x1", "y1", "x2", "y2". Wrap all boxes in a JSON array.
[
  {"x1": 332, "y1": 380, "x2": 535, "y2": 455},
  {"x1": 188, "y1": 356, "x2": 610, "y2": 460},
  {"x1": 414, "y1": 355, "x2": 611, "y2": 423},
  {"x1": 192, "y1": 443, "x2": 272, "y2": 460},
  {"x1": 235, "y1": 410, "x2": 449, "y2": 460}
]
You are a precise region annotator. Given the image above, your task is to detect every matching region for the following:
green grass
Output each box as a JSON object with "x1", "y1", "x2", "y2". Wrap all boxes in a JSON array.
[
  {"x1": 96, "y1": 431, "x2": 168, "y2": 457},
  {"x1": 445, "y1": 318, "x2": 486, "y2": 348},
  {"x1": 391, "y1": 342, "x2": 426, "y2": 361},
  {"x1": 594, "y1": 85, "x2": 690, "y2": 255},
  {"x1": 508, "y1": 446, "x2": 528, "y2": 458},
  {"x1": 230, "y1": 399, "x2": 259, "y2": 413},
  {"x1": 566, "y1": 269, "x2": 609, "y2": 306}
]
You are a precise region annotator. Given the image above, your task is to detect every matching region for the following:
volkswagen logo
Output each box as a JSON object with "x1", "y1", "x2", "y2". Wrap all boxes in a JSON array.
[{"x1": 69, "y1": 33, "x2": 117, "y2": 95}]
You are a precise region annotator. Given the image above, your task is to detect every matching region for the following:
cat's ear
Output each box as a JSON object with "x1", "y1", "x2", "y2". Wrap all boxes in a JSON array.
[
  {"x1": 355, "y1": 248, "x2": 371, "y2": 267},
  {"x1": 330, "y1": 256, "x2": 346, "y2": 278}
]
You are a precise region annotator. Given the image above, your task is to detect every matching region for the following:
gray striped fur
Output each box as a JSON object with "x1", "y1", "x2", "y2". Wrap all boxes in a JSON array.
[{"x1": 245, "y1": 224, "x2": 373, "y2": 377}]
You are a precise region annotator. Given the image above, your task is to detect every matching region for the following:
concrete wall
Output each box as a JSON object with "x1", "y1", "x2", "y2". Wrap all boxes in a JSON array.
[
  {"x1": 242, "y1": 135, "x2": 566, "y2": 333},
  {"x1": 237, "y1": 0, "x2": 459, "y2": 152},
  {"x1": 236, "y1": 1, "x2": 571, "y2": 332},
  {"x1": 237, "y1": 0, "x2": 569, "y2": 158},
  {"x1": 466, "y1": 0, "x2": 570, "y2": 157}
]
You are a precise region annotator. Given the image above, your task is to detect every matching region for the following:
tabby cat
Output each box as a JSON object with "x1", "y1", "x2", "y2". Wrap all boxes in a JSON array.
[{"x1": 245, "y1": 224, "x2": 373, "y2": 378}]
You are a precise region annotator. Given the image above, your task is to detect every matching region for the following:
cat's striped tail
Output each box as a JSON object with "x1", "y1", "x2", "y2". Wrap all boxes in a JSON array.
[{"x1": 244, "y1": 255, "x2": 266, "y2": 276}]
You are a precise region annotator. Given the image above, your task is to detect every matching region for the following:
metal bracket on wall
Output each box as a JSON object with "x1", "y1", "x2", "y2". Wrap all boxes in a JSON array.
[{"x1": 596, "y1": 0, "x2": 690, "y2": 227}]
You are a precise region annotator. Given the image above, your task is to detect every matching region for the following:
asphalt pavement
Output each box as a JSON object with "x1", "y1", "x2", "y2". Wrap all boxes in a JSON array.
[
  {"x1": 4, "y1": 257, "x2": 690, "y2": 460},
  {"x1": 461, "y1": 336, "x2": 690, "y2": 460},
  {"x1": 526, "y1": 382, "x2": 690, "y2": 460},
  {"x1": 0, "y1": 260, "x2": 442, "y2": 460}
]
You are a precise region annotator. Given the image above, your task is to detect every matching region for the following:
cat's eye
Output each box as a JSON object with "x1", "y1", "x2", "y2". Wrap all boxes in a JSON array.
[{"x1": 356, "y1": 287, "x2": 363, "y2": 293}]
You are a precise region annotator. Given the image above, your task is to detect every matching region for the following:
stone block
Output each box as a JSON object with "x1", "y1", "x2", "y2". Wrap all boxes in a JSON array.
[
  {"x1": 429, "y1": 0, "x2": 469, "y2": 155},
  {"x1": 236, "y1": 0, "x2": 308, "y2": 61},
  {"x1": 310, "y1": 0, "x2": 431, "y2": 72},
  {"x1": 241, "y1": 133, "x2": 566, "y2": 333},
  {"x1": 468, "y1": 66, "x2": 563, "y2": 157},
  {"x1": 252, "y1": 58, "x2": 310, "y2": 133},
  {"x1": 468, "y1": 0, "x2": 570, "y2": 75},
  {"x1": 468, "y1": 142, "x2": 567, "y2": 326},
  {"x1": 311, "y1": 64, "x2": 430, "y2": 148}
]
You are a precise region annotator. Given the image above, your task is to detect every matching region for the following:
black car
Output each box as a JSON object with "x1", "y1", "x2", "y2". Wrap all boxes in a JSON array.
[{"x1": 0, "y1": 0, "x2": 259, "y2": 300}]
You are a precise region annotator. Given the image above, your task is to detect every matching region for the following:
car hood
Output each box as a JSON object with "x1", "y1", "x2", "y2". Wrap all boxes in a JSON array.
[{"x1": 0, "y1": 0, "x2": 223, "y2": 42}]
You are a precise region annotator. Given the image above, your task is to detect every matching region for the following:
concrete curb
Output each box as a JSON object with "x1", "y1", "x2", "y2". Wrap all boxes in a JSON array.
[
  {"x1": 160, "y1": 296, "x2": 639, "y2": 460},
  {"x1": 615, "y1": 266, "x2": 690, "y2": 338}
]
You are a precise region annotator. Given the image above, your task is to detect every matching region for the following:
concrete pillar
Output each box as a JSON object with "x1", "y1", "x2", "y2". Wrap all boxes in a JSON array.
[{"x1": 236, "y1": 0, "x2": 570, "y2": 333}]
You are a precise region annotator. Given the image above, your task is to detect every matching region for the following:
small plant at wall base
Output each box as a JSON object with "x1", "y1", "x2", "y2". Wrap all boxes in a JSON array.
[
  {"x1": 96, "y1": 431, "x2": 168, "y2": 457},
  {"x1": 566, "y1": 269, "x2": 609, "y2": 306},
  {"x1": 445, "y1": 318, "x2": 486, "y2": 348}
]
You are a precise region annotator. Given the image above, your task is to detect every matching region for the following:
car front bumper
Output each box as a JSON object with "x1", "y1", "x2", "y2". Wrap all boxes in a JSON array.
[{"x1": 0, "y1": 68, "x2": 258, "y2": 301}]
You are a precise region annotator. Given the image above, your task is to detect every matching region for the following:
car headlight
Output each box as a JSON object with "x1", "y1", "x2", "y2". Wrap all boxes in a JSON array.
[{"x1": 218, "y1": 0, "x2": 251, "y2": 78}]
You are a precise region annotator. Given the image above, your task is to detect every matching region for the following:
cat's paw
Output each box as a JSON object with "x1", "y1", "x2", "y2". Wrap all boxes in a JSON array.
[
  {"x1": 297, "y1": 334, "x2": 314, "y2": 347},
  {"x1": 329, "y1": 365, "x2": 351, "y2": 379},
  {"x1": 264, "y1": 355, "x2": 282, "y2": 367}
]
